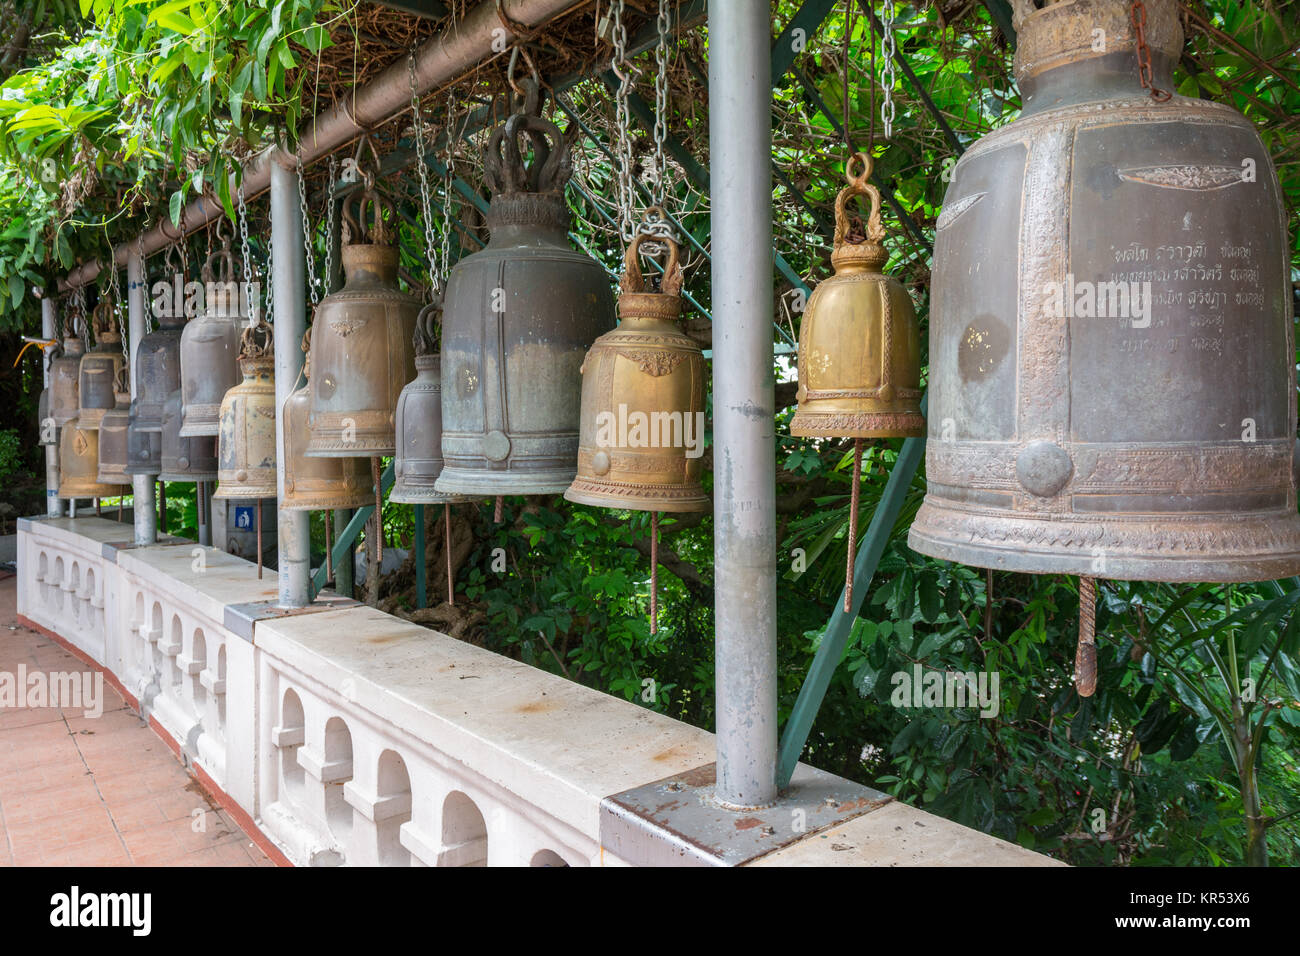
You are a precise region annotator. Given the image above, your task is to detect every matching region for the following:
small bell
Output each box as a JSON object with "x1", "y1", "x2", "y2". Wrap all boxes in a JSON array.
[
  {"x1": 76, "y1": 302, "x2": 127, "y2": 431},
  {"x1": 96, "y1": 368, "x2": 132, "y2": 485},
  {"x1": 213, "y1": 321, "x2": 276, "y2": 500},
  {"x1": 305, "y1": 187, "x2": 417, "y2": 458},
  {"x1": 283, "y1": 328, "x2": 373, "y2": 511},
  {"x1": 59, "y1": 416, "x2": 127, "y2": 499},
  {"x1": 160, "y1": 389, "x2": 217, "y2": 483},
  {"x1": 49, "y1": 334, "x2": 85, "y2": 428},
  {"x1": 180, "y1": 234, "x2": 247, "y2": 437}
]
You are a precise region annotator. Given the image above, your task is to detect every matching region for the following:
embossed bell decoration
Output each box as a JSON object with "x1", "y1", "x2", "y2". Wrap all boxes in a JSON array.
[
  {"x1": 76, "y1": 301, "x2": 127, "y2": 431},
  {"x1": 160, "y1": 390, "x2": 217, "y2": 483},
  {"x1": 908, "y1": 0, "x2": 1300, "y2": 696},
  {"x1": 305, "y1": 187, "x2": 417, "y2": 458},
  {"x1": 437, "y1": 100, "x2": 616, "y2": 497},
  {"x1": 792, "y1": 153, "x2": 923, "y2": 611},
  {"x1": 49, "y1": 333, "x2": 85, "y2": 427},
  {"x1": 180, "y1": 233, "x2": 247, "y2": 437},
  {"x1": 214, "y1": 321, "x2": 276, "y2": 500},
  {"x1": 283, "y1": 328, "x2": 372, "y2": 511},
  {"x1": 58, "y1": 416, "x2": 126, "y2": 499},
  {"x1": 96, "y1": 368, "x2": 132, "y2": 485},
  {"x1": 391, "y1": 304, "x2": 466, "y2": 505}
]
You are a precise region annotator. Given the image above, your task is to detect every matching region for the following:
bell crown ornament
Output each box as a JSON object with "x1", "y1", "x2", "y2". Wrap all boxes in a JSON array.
[
  {"x1": 180, "y1": 229, "x2": 247, "y2": 438},
  {"x1": 214, "y1": 321, "x2": 276, "y2": 500},
  {"x1": 304, "y1": 183, "x2": 418, "y2": 458},
  {"x1": 565, "y1": 231, "x2": 710, "y2": 512},
  {"x1": 283, "y1": 328, "x2": 373, "y2": 511},
  {"x1": 790, "y1": 153, "x2": 924, "y2": 439},
  {"x1": 436, "y1": 87, "x2": 617, "y2": 496},
  {"x1": 909, "y1": 0, "x2": 1300, "y2": 582},
  {"x1": 76, "y1": 300, "x2": 126, "y2": 431},
  {"x1": 390, "y1": 302, "x2": 466, "y2": 505}
]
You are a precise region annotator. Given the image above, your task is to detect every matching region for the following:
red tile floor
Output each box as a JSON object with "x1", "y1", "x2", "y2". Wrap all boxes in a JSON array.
[{"x1": 0, "y1": 573, "x2": 272, "y2": 866}]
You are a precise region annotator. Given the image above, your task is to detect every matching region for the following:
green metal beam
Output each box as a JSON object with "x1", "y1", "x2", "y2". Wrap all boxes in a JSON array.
[
  {"x1": 981, "y1": 0, "x2": 1018, "y2": 49},
  {"x1": 311, "y1": 462, "x2": 395, "y2": 596}
]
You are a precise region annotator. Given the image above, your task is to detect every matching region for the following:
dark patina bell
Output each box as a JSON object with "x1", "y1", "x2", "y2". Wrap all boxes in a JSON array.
[
  {"x1": 305, "y1": 189, "x2": 417, "y2": 458},
  {"x1": 59, "y1": 416, "x2": 126, "y2": 499},
  {"x1": 566, "y1": 234, "x2": 709, "y2": 512},
  {"x1": 132, "y1": 304, "x2": 186, "y2": 433},
  {"x1": 96, "y1": 369, "x2": 131, "y2": 485},
  {"x1": 283, "y1": 329, "x2": 372, "y2": 511},
  {"x1": 909, "y1": 0, "x2": 1300, "y2": 582},
  {"x1": 791, "y1": 154, "x2": 923, "y2": 439},
  {"x1": 180, "y1": 238, "x2": 247, "y2": 437},
  {"x1": 76, "y1": 301, "x2": 127, "y2": 431},
  {"x1": 49, "y1": 334, "x2": 85, "y2": 427},
  {"x1": 123, "y1": 399, "x2": 162, "y2": 475},
  {"x1": 214, "y1": 322, "x2": 277, "y2": 500},
  {"x1": 437, "y1": 108, "x2": 616, "y2": 496},
  {"x1": 391, "y1": 303, "x2": 467, "y2": 505},
  {"x1": 160, "y1": 390, "x2": 217, "y2": 483}
]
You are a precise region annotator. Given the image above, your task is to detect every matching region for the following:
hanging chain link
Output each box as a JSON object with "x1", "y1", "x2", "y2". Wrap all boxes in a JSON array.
[
  {"x1": 264, "y1": 218, "x2": 275, "y2": 326},
  {"x1": 324, "y1": 153, "x2": 338, "y2": 294},
  {"x1": 610, "y1": 0, "x2": 637, "y2": 246},
  {"x1": 409, "y1": 50, "x2": 440, "y2": 300},
  {"x1": 880, "y1": 0, "x2": 897, "y2": 140},
  {"x1": 650, "y1": 0, "x2": 671, "y2": 210},
  {"x1": 108, "y1": 244, "x2": 128, "y2": 367},
  {"x1": 439, "y1": 90, "x2": 457, "y2": 286},
  {"x1": 295, "y1": 151, "x2": 319, "y2": 308},
  {"x1": 1131, "y1": 1, "x2": 1172, "y2": 102},
  {"x1": 73, "y1": 285, "x2": 87, "y2": 345},
  {"x1": 237, "y1": 185, "x2": 256, "y2": 324},
  {"x1": 136, "y1": 232, "x2": 151, "y2": 333}
]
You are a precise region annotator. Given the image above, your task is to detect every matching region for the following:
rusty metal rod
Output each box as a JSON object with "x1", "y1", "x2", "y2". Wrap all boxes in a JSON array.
[
  {"x1": 372, "y1": 457, "x2": 383, "y2": 566},
  {"x1": 1076, "y1": 576, "x2": 1097, "y2": 697},
  {"x1": 445, "y1": 502, "x2": 454, "y2": 607},
  {"x1": 845, "y1": 438, "x2": 862, "y2": 613},
  {"x1": 650, "y1": 511, "x2": 659, "y2": 636},
  {"x1": 325, "y1": 510, "x2": 333, "y2": 582},
  {"x1": 494, "y1": 495, "x2": 503, "y2": 524}
]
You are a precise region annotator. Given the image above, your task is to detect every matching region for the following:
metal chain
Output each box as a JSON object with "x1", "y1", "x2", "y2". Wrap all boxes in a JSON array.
[
  {"x1": 295, "y1": 151, "x2": 319, "y2": 308},
  {"x1": 409, "y1": 50, "x2": 440, "y2": 300},
  {"x1": 324, "y1": 154, "x2": 338, "y2": 294},
  {"x1": 237, "y1": 185, "x2": 256, "y2": 324},
  {"x1": 650, "y1": 0, "x2": 671, "y2": 209},
  {"x1": 73, "y1": 286, "x2": 87, "y2": 345},
  {"x1": 1131, "y1": 1, "x2": 1172, "y2": 102},
  {"x1": 136, "y1": 232, "x2": 151, "y2": 333},
  {"x1": 439, "y1": 92, "x2": 456, "y2": 286},
  {"x1": 610, "y1": 0, "x2": 636, "y2": 245},
  {"x1": 880, "y1": 0, "x2": 897, "y2": 140},
  {"x1": 264, "y1": 225, "x2": 275, "y2": 326},
  {"x1": 108, "y1": 249, "x2": 128, "y2": 367}
]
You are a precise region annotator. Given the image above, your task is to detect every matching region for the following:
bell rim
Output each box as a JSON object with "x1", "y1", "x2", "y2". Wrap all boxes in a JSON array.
[
  {"x1": 564, "y1": 480, "x2": 711, "y2": 513},
  {"x1": 434, "y1": 468, "x2": 574, "y2": 497},
  {"x1": 159, "y1": 472, "x2": 219, "y2": 483},
  {"x1": 280, "y1": 492, "x2": 374, "y2": 511},
  {"x1": 211, "y1": 484, "x2": 278, "y2": 500},
  {"x1": 304, "y1": 444, "x2": 397, "y2": 458},
  {"x1": 789, "y1": 410, "x2": 925, "y2": 439}
]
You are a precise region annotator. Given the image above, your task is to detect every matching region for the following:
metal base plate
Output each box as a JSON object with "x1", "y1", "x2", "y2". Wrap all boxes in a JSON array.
[
  {"x1": 600, "y1": 762, "x2": 893, "y2": 867},
  {"x1": 223, "y1": 594, "x2": 359, "y2": 642}
]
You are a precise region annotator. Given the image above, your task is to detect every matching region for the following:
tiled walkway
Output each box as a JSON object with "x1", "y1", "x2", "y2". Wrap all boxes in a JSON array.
[{"x1": 0, "y1": 574, "x2": 271, "y2": 866}]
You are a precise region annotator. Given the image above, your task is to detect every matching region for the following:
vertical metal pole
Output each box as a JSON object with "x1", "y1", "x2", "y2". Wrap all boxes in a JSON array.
[
  {"x1": 708, "y1": 0, "x2": 778, "y2": 809},
  {"x1": 271, "y1": 159, "x2": 310, "y2": 607},
  {"x1": 325, "y1": 194, "x2": 354, "y2": 599},
  {"x1": 128, "y1": 248, "x2": 157, "y2": 545},
  {"x1": 41, "y1": 297, "x2": 62, "y2": 516}
]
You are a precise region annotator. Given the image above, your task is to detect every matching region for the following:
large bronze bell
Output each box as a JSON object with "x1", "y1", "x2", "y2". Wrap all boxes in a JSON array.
[
  {"x1": 909, "y1": 0, "x2": 1300, "y2": 583},
  {"x1": 180, "y1": 237, "x2": 247, "y2": 437},
  {"x1": 283, "y1": 329, "x2": 372, "y2": 511},
  {"x1": 213, "y1": 322, "x2": 276, "y2": 500},
  {"x1": 76, "y1": 302, "x2": 126, "y2": 431},
  {"x1": 96, "y1": 369, "x2": 131, "y2": 485},
  {"x1": 391, "y1": 304, "x2": 466, "y2": 505},
  {"x1": 132, "y1": 303, "x2": 186, "y2": 433},
  {"x1": 305, "y1": 189, "x2": 417, "y2": 458},
  {"x1": 436, "y1": 107, "x2": 616, "y2": 496},
  {"x1": 49, "y1": 334, "x2": 85, "y2": 427},
  {"x1": 160, "y1": 390, "x2": 217, "y2": 483},
  {"x1": 790, "y1": 154, "x2": 923, "y2": 440},
  {"x1": 566, "y1": 233, "x2": 709, "y2": 512},
  {"x1": 58, "y1": 416, "x2": 126, "y2": 499}
]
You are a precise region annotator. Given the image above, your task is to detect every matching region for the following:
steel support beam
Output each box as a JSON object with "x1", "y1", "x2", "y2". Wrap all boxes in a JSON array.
[
  {"x1": 709, "y1": 0, "x2": 777, "y2": 810},
  {"x1": 271, "y1": 161, "x2": 311, "y2": 608},
  {"x1": 127, "y1": 249, "x2": 157, "y2": 545}
]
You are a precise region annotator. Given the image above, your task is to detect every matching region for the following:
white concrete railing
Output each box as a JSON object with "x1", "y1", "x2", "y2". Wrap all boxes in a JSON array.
[{"x1": 16, "y1": 516, "x2": 1056, "y2": 868}]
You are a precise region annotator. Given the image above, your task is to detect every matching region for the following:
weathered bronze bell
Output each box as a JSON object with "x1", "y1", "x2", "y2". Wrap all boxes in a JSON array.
[
  {"x1": 391, "y1": 303, "x2": 466, "y2": 505},
  {"x1": 58, "y1": 416, "x2": 126, "y2": 499},
  {"x1": 180, "y1": 240, "x2": 247, "y2": 437},
  {"x1": 132, "y1": 306, "x2": 186, "y2": 433},
  {"x1": 437, "y1": 109, "x2": 616, "y2": 496},
  {"x1": 909, "y1": 0, "x2": 1300, "y2": 583},
  {"x1": 76, "y1": 302, "x2": 126, "y2": 431},
  {"x1": 96, "y1": 370, "x2": 131, "y2": 485},
  {"x1": 791, "y1": 154, "x2": 923, "y2": 440},
  {"x1": 160, "y1": 389, "x2": 217, "y2": 483},
  {"x1": 49, "y1": 335, "x2": 85, "y2": 427},
  {"x1": 213, "y1": 322, "x2": 277, "y2": 500},
  {"x1": 305, "y1": 189, "x2": 417, "y2": 458},
  {"x1": 123, "y1": 399, "x2": 162, "y2": 475},
  {"x1": 283, "y1": 329, "x2": 372, "y2": 511},
  {"x1": 566, "y1": 234, "x2": 709, "y2": 512}
]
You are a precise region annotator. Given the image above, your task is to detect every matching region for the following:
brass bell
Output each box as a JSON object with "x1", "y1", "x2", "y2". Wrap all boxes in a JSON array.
[
  {"x1": 213, "y1": 321, "x2": 276, "y2": 500},
  {"x1": 391, "y1": 304, "x2": 467, "y2": 505},
  {"x1": 132, "y1": 301, "x2": 186, "y2": 433},
  {"x1": 283, "y1": 329, "x2": 372, "y2": 511},
  {"x1": 96, "y1": 368, "x2": 132, "y2": 485},
  {"x1": 180, "y1": 235, "x2": 247, "y2": 437},
  {"x1": 305, "y1": 188, "x2": 417, "y2": 458},
  {"x1": 58, "y1": 416, "x2": 126, "y2": 499},
  {"x1": 76, "y1": 301, "x2": 127, "y2": 431},
  {"x1": 437, "y1": 104, "x2": 616, "y2": 496},
  {"x1": 160, "y1": 390, "x2": 217, "y2": 483},
  {"x1": 49, "y1": 334, "x2": 85, "y2": 427},
  {"x1": 790, "y1": 153, "x2": 923, "y2": 440},
  {"x1": 566, "y1": 233, "x2": 709, "y2": 512}
]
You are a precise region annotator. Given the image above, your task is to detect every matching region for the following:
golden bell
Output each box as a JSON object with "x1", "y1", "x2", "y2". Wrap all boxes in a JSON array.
[
  {"x1": 59, "y1": 416, "x2": 127, "y2": 499},
  {"x1": 790, "y1": 153, "x2": 923, "y2": 439},
  {"x1": 566, "y1": 233, "x2": 709, "y2": 512},
  {"x1": 306, "y1": 189, "x2": 417, "y2": 458},
  {"x1": 213, "y1": 322, "x2": 276, "y2": 500},
  {"x1": 283, "y1": 329, "x2": 373, "y2": 511},
  {"x1": 96, "y1": 369, "x2": 131, "y2": 485},
  {"x1": 49, "y1": 334, "x2": 85, "y2": 427},
  {"x1": 76, "y1": 301, "x2": 126, "y2": 431}
]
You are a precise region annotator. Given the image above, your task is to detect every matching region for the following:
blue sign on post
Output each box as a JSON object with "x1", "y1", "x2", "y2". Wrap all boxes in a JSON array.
[{"x1": 234, "y1": 505, "x2": 255, "y2": 530}]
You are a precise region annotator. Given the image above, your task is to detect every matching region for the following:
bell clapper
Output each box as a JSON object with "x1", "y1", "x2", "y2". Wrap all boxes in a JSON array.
[
  {"x1": 158, "y1": 480, "x2": 167, "y2": 534},
  {"x1": 650, "y1": 511, "x2": 660, "y2": 636},
  {"x1": 445, "y1": 502, "x2": 454, "y2": 607},
  {"x1": 96, "y1": 497, "x2": 101, "y2": 517},
  {"x1": 325, "y1": 509, "x2": 333, "y2": 583},
  {"x1": 494, "y1": 495, "x2": 504, "y2": 524},
  {"x1": 845, "y1": 438, "x2": 863, "y2": 613},
  {"x1": 371, "y1": 456, "x2": 383, "y2": 566},
  {"x1": 1076, "y1": 576, "x2": 1097, "y2": 698}
]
